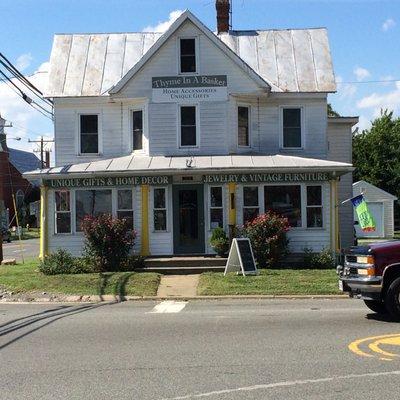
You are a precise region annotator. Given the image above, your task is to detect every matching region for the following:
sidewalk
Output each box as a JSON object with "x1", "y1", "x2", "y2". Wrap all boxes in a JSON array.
[{"x1": 156, "y1": 275, "x2": 200, "y2": 298}]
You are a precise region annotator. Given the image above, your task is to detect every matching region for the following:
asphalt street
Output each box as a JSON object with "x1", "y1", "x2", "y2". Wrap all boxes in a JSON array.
[
  {"x1": 2, "y1": 238, "x2": 39, "y2": 261},
  {"x1": 1, "y1": 298, "x2": 400, "y2": 400}
]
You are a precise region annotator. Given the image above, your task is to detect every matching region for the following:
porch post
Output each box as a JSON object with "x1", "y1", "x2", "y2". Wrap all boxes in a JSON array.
[
  {"x1": 39, "y1": 185, "x2": 48, "y2": 259},
  {"x1": 228, "y1": 182, "x2": 236, "y2": 242},
  {"x1": 330, "y1": 179, "x2": 339, "y2": 253},
  {"x1": 140, "y1": 184, "x2": 150, "y2": 256}
]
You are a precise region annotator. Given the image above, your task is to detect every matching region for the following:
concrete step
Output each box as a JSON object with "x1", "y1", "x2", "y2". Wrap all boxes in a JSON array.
[{"x1": 140, "y1": 256, "x2": 227, "y2": 274}]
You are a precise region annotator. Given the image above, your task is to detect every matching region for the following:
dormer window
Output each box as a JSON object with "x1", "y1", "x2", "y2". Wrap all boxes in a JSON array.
[{"x1": 179, "y1": 38, "x2": 197, "y2": 73}]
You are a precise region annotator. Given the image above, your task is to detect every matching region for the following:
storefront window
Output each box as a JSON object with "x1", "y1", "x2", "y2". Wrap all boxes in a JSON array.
[
  {"x1": 307, "y1": 186, "x2": 323, "y2": 228},
  {"x1": 264, "y1": 185, "x2": 302, "y2": 227},
  {"x1": 243, "y1": 186, "x2": 259, "y2": 223},
  {"x1": 117, "y1": 189, "x2": 134, "y2": 229},
  {"x1": 210, "y1": 186, "x2": 223, "y2": 229},
  {"x1": 75, "y1": 189, "x2": 112, "y2": 231},
  {"x1": 154, "y1": 188, "x2": 167, "y2": 231},
  {"x1": 55, "y1": 190, "x2": 71, "y2": 234}
]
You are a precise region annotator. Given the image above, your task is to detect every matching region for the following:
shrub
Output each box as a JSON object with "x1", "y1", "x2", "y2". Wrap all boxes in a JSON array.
[
  {"x1": 39, "y1": 249, "x2": 92, "y2": 275},
  {"x1": 121, "y1": 254, "x2": 146, "y2": 271},
  {"x1": 81, "y1": 214, "x2": 136, "y2": 272},
  {"x1": 210, "y1": 227, "x2": 230, "y2": 256},
  {"x1": 303, "y1": 247, "x2": 335, "y2": 269},
  {"x1": 241, "y1": 212, "x2": 290, "y2": 268}
]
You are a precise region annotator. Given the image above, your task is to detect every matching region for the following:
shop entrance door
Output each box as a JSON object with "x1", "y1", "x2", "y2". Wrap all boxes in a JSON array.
[{"x1": 173, "y1": 185, "x2": 205, "y2": 254}]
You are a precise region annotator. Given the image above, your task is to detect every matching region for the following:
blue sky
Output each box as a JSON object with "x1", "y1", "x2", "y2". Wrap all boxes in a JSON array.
[{"x1": 1, "y1": 0, "x2": 399, "y2": 152}]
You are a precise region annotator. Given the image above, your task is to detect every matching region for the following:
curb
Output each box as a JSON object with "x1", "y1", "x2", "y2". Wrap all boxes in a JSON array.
[{"x1": 0, "y1": 294, "x2": 348, "y2": 304}]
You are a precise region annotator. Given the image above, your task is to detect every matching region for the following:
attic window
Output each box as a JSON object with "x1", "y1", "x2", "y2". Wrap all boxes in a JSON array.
[{"x1": 180, "y1": 38, "x2": 196, "y2": 73}]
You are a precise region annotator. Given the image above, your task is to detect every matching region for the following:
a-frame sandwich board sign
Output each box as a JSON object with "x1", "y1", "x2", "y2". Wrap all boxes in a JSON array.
[{"x1": 224, "y1": 238, "x2": 258, "y2": 276}]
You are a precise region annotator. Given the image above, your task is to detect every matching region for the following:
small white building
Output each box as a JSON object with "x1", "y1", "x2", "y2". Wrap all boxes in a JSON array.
[{"x1": 353, "y1": 180, "x2": 397, "y2": 239}]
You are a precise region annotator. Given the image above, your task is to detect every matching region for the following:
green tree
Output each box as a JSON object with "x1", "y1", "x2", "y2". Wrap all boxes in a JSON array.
[
  {"x1": 327, "y1": 103, "x2": 340, "y2": 117},
  {"x1": 353, "y1": 110, "x2": 400, "y2": 220}
]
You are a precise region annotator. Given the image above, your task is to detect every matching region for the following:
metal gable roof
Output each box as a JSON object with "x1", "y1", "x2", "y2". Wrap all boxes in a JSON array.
[{"x1": 46, "y1": 12, "x2": 336, "y2": 97}]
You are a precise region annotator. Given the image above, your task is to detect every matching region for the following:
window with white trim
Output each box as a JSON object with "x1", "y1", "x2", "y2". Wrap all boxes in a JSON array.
[
  {"x1": 243, "y1": 186, "x2": 259, "y2": 224},
  {"x1": 179, "y1": 38, "x2": 196, "y2": 73},
  {"x1": 180, "y1": 105, "x2": 197, "y2": 147},
  {"x1": 306, "y1": 185, "x2": 323, "y2": 228},
  {"x1": 282, "y1": 108, "x2": 302, "y2": 148},
  {"x1": 79, "y1": 114, "x2": 99, "y2": 154},
  {"x1": 210, "y1": 186, "x2": 223, "y2": 229},
  {"x1": 238, "y1": 106, "x2": 250, "y2": 147},
  {"x1": 132, "y1": 110, "x2": 143, "y2": 151},
  {"x1": 153, "y1": 188, "x2": 167, "y2": 231},
  {"x1": 117, "y1": 189, "x2": 134, "y2": 229},
  {"x1": 55, "y1": 190, "x2": 71, "y2": 234}
]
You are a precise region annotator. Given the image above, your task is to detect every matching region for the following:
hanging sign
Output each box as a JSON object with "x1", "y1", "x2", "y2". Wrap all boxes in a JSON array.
[
  {"x1": 44, "y1": 175, "x2": 172, "y2": 188},
  {"x1": 224, "y1": 238, "x2": 258, "y2": 276},
  {"x1": 351, "y1": 195, "x2": 376, "y2": 232},
  {"x1": 152, "y1": 75, "x2": 228, "y2": 103},
  {"x1": 203, "y1": 172, "x2": 332, "y2": 184}
]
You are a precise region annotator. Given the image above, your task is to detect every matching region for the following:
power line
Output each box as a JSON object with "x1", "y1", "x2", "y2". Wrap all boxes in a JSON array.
[{"x1": 337, "y1": 78, "x2": 400, "y2": 85}]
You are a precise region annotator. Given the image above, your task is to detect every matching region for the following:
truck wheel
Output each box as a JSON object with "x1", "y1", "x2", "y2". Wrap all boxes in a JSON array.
[
  {"x1": 384, "y1": 277, "x2": 400, "y2": 321},
  {"x1": 363, "y1": 300, "x2": 387, "y2": 314}
]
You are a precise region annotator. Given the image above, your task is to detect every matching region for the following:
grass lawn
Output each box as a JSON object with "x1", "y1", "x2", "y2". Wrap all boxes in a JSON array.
[
  {"x1": 0, "y1": 259, "x2": 160, "y2": 297},
  {"x1": 198, "y1": 269, "x2": 341, "y2": 296},
  {"x1": 10, "y1": 228, "x2": 40, "y2": 241}
]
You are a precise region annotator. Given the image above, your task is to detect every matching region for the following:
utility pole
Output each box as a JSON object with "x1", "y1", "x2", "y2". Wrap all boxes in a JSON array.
[{"x1": 28, "y1": 136, "x2": 54, "y2": 168}]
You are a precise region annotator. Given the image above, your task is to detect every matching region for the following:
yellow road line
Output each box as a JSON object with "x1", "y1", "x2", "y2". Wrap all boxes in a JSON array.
[{"x1": 349, "y1": 333, "x2": 400, "y2": 360}]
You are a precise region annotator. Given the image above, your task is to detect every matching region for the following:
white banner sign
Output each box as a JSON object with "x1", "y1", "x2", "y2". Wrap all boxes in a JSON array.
[{"x1": 152, "y1": 75, "x2": 228, "y2": 103}]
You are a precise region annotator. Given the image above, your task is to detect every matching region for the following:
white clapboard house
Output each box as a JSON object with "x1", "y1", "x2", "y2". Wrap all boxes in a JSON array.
[{"x1": 26, "y1": 3, "x2": 358, "y2": 258}]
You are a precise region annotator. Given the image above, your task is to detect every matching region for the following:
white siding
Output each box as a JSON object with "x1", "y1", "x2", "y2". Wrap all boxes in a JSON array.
[{"x1": 327, "y1": 120, "x2": 354, "y2": 248}]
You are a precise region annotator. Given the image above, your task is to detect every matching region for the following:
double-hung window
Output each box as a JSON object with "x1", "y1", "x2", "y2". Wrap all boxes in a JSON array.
[
  {"x1": 243, "y1": 186, "x2": 259, "y2": 224},
  {"x1": 282, "y1": 108, "x2": 302, "y2": 148},
  {"x1": 132, "y1": 110, "x2": 143, "y2": 151},
  {"x1": 210, "y1": 186, "x2": 223, "y2": 229},
  {"x1": 153, "y1": 188, "x2": 167, "y2": 231},
  {"x1": 117, "y1": 189, "x2": 134, "y2": 229},
  {"x1": 180, "y1": 38, "x2": 196, "y2": 73},
  {"x1": 180, "y1": 106, "x2": 197, "y2": 147},
  {"x1": 80, "y1": 114, "x2": 99, "y2": 154},
  {"x1": 75, "y1": 189, "x2": 112, "y2": 231},
  {"x1": 238, "y1": 106, "x2": 250, "y2": 147},
  {"x1": 55, "y1": 191, "x2": 71, "y2": 234},
  {"x1": 306, "y1": 186, "x2": 323, "y2": 228},
  {"x1": 264, "y1": 185, "x2": 302, "y2": 227}
]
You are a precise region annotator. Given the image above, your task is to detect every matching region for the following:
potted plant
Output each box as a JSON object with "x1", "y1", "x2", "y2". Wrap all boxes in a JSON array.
[{"x1": 210, "y1": 227, "x2": 230, "y2": 257}]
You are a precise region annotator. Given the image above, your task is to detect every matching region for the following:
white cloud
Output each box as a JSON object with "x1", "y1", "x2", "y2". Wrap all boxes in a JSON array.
[
  {"x1": 380, "y1": 75, "x2": 395, "y2": 86},
  {"x1": 142, "y1": 10, "x2": 184, "y2": 32},
  {"x1": 357, "y1": 82, "x2": 400, "y2": 117},
  {"x1": 382, "y1": 18, "x2": 395, "y2": 32},
  {"x1": 15, "y1": 53, "x2": 33, "y2": 72},
  {"x1": 356, "y1": 115, "x2": 372, "y2": 132},
  {"x1": 353, "y1": 66, "x2": 371, "y2": 82},
  {"x1": 336, "y1": 75, "x2": 357, "y2": 99},
  {"x1": 0, "y1": 61, "x2": 53, "y2": 153}
]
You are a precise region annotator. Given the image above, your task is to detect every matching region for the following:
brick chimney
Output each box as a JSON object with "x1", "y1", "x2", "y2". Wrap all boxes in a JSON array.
[{"x1": 216, "y1": 0, "x2": 230, "y2": 34}]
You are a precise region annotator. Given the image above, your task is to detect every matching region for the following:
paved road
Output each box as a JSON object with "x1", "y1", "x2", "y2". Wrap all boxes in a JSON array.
[
  {"x1": 1, "y1": 299, "x2": 400, "y2": 399},
  {"x1": 2, "y1": 238, "x2": 39, "y2": 261}
]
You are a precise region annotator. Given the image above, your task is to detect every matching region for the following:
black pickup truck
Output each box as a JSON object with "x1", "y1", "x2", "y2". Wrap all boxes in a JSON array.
[{"x1": 337, "y1": 241, "x2": 400, "y2": 319}]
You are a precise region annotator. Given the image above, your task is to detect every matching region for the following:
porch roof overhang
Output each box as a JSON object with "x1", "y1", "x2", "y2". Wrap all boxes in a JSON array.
[{"x1": 24, "y1": 154, "x2": 353, "y2": 181}]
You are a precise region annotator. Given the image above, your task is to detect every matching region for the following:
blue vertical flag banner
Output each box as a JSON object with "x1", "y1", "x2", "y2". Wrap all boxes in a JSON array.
[{"x1": 351, "y1": 195, "x2": 376, "y2": 232}]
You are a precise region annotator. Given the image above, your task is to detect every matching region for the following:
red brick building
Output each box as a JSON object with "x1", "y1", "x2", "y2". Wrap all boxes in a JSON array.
[{"x1": 0, "y1": 116, "x2": 41, "y2": 228}]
